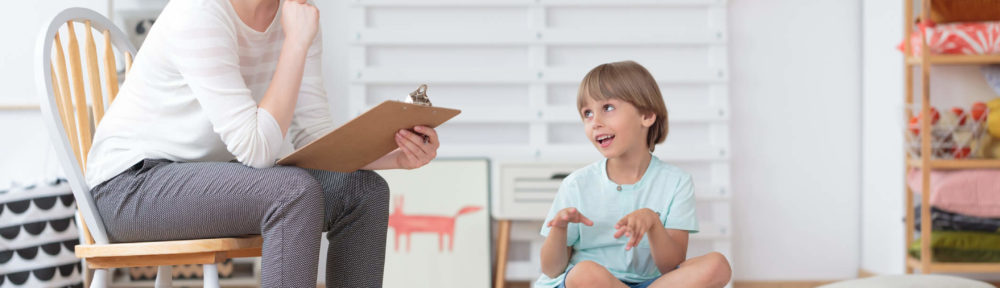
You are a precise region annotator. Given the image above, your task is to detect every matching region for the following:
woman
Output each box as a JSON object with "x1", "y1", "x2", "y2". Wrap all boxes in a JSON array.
[{"x1": 85, "y1": 0, "x2": 437, "y2": 286}]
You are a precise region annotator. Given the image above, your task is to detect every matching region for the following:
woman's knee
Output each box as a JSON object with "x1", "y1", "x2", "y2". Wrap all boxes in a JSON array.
[
  {"x1": 351, "y1": 170, "x2": 390, "y2": 208},
  {"x1": 355, "y1": 170, "x2": 389, "y2": 193},
  {"x1": 281, "y1": 167, "x2": 325, "y2": 206}
]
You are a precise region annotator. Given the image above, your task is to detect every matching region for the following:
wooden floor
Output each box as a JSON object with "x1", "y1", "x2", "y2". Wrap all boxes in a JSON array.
[
  {"x1": 508, "y1": 282, "x2": 531, "y2": 288},
  {"x1": 733, "y1": 281, "x2": 838, "y2": 288},
  {"x1": 503, "y1": 271, "x2": 1000, "y2": 288},
  {"x1": 507, "y1": 281, "x2": 842, "y2": 288}
]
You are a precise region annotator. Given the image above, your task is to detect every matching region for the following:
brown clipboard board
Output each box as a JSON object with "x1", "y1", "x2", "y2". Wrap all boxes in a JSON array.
[{"x1": 276, "y1": 100, "x2": 461, "y2": 172}]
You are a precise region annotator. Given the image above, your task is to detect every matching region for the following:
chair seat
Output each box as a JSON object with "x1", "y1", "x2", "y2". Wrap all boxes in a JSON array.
[{"x1": 76, "y1": 235, "x2": 262, "y2": 269}]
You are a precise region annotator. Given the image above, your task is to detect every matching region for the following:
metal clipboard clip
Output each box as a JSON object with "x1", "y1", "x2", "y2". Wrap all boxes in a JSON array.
[
  {"x1": 403, "y1": 84, "x2": 433, "y2": 144},
  {"x1": 405, "y1": 84, "x2": 433, "y2": 106}
]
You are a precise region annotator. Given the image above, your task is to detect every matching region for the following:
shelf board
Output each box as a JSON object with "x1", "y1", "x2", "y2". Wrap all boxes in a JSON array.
[
  {"x1": 395, "y1": 106, "x2": 726, "y2": 124},
  {"x1": 353, "y1": 29, "x2": 724, "y2": 46},
  {"x1": 906, "y1": 158, "x2": 1000, "y2": 170},
  {"x1": 439, "y1": 145, "x2": 727, "y2": 162},
  {"x1": 0, "y1": 99, "x2": 40, "y2": 111},
  {"x1": 352, "y1": 0, "x2": 719, "y2": 8},
  {"x1": 905, "y1": 54, "x2": 1000, "y2": 66},
  {"x1": 350, "y1": 68, "x2": 725, "y2": 84},
  {"x1": 691, "y1": 221, "x2": 729, "y2": 241},
  {"x1": 906, "y1": 256, "x2": 1000, "y2": 273},
  {"x1": 0, "y1": 104, "x2": 39, "y2": 111}
]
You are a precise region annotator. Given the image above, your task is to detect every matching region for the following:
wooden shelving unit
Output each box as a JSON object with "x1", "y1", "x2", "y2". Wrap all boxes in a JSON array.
[
  {"x1": 905, "y1": 55, "x2": 1000, "y2": 66},
  {"x1": 906, "y1": 256, "x2": 1000, "y2": 273},
  {"x1": 906, "y1": 159, "x2": 1000, "y2": 170},
  {"x1": 902, "y1": 0, "x2": 1000, "y2": 274}
]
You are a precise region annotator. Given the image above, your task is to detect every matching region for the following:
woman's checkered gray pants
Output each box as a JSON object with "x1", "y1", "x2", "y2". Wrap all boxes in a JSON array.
[{"x1": 91, "y1": 159, "x2": 390, "y2": 287}]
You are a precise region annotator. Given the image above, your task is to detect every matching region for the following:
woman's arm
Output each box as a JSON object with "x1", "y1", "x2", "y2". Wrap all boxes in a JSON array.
[
  {"x1": 284, "y1": 1, "x2": 338, "y2": 149},
  {"x1": 361, "y1": 126, "x2": 440, "y2": 170},
  {"x1": 164, "y1": 0, "x2": 319, "y2": 168},
  {"x1": 258, "y1": 0, "x2": 319, "y2": 135}
]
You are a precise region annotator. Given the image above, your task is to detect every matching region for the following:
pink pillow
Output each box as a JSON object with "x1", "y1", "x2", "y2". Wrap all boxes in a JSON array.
[{"x1": 908, "y1": 168, "x2": 1000, "y2": 218}]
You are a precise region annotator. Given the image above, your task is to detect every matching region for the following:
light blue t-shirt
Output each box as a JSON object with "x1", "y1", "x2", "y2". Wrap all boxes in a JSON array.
[{"x1": 534, "y1": 156, "x2": 698, "y2": 288}]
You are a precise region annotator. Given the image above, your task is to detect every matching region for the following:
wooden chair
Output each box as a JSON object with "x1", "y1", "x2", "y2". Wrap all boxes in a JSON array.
[{"x1": 35, "y1": 8, "x2": 263, "y2": 288}]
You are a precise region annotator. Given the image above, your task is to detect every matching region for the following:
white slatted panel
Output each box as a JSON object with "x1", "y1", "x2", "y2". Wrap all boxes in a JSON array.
[{"x1": 349, "y1": 0, "x2": 730, "y2": 283}]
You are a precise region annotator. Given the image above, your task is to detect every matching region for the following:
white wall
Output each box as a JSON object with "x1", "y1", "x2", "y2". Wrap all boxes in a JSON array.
[
  {"x1": 860, "y1": 0, "x2": 905, "y2": 276},
  {"x1": 730, "y1": 0, "x2": 862, "y2": 281},
  {"x1": 2, "y1": 0, "x2": 876, "y2": 282},
  {"x1": 314, "y1": 1, "x2": 352, "y2": 126},
  {"x1": 0, "y1": 1, "x2": 108, "y2": 186},
  {"x1": 310, "y1": 1, "x2": 353, "y2": 282}
]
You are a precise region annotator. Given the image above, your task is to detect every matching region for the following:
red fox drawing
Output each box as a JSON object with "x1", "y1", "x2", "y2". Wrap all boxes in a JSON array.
[{"x1": 387, "y1": 195, "x2": 483, "y2": 252}]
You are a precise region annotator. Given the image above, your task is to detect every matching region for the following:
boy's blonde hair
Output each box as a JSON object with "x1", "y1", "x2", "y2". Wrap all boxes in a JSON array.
[{"x1": 577, "y1": 61, "x2": 668, "y2": 152}]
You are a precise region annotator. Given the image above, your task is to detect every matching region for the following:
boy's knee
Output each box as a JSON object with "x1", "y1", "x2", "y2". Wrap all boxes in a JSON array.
[
  {"x1": 702, "y1": 252, "x2": 732, "y2": 287},
  {"x1": 566, "y1": 261, "x2": 610, "y2": 288}
]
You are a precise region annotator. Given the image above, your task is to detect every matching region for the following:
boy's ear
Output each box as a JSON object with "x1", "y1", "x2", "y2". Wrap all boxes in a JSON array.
[{"x1": 641, "y1": 112, "x2": 656, "y2": 128}]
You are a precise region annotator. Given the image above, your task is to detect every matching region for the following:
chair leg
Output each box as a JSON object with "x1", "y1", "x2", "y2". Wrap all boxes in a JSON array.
[
  {"x1": 90, "y1": 268, "x2": 109, "y2": 288},
  {"x1": 155, "y1": 266, "x2": 172, "y2": 288},
  {"x1": 203, "y1": 264, "x2": 220, "y2": 288}
]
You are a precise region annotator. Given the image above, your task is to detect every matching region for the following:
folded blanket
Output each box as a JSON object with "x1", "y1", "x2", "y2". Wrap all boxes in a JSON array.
[
  {"x1": 914, "y1": 205, "x2": 1000, "y2": 233},
  {"x1": 907, "y1": 169, "x2": 1000, "y2": 218},
  {"x1": 910, "y1": 231, "x2": 1000, "y2": 262}
]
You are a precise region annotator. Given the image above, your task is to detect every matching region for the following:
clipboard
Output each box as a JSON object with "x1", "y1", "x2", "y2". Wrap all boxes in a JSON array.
[{"x1": 277, "y1": 88, "x2": 461, "y2": 172}]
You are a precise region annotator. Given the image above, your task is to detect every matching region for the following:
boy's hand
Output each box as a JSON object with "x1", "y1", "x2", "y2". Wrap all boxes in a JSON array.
[
  {"x1": 614, "y1": 208, "x2": 661, "y2": 250},
  {"x1": 546, "y1": 207, "x2": 594, "y2": 228}
]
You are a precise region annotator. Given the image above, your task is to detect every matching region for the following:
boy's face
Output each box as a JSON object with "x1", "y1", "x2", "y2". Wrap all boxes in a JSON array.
[{"x1": 580, "y1": 98, "x2": 656, "y2": 159}]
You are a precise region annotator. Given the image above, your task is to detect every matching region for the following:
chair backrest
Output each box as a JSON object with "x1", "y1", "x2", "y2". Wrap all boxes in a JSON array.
[{"x1": 35, "y1": 7, "x2": 136, "y2": 245}]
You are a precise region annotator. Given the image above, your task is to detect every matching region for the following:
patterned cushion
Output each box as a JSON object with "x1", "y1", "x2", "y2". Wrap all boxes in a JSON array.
[
  {"x1": 906, "y1": 21, "x2": 1000, "y2": 56},
  {"x1": 0, "y1": 179, "x2": 82, "y2": 288}
]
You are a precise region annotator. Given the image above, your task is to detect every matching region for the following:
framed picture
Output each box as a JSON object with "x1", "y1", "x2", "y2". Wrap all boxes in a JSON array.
[{"x1": 378, "y1": 158, "x2": 491, "y2": 287}]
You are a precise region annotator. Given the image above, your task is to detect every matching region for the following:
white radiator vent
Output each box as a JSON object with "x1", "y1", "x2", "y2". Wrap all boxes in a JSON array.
[{"x1": 496, "y1": 163, "x2": 584, "y2": 220}]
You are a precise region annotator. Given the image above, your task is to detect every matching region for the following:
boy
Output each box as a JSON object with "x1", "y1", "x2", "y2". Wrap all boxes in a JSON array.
[{"x1": 536, "y1": 61, "x2": 732, "y2": 288}]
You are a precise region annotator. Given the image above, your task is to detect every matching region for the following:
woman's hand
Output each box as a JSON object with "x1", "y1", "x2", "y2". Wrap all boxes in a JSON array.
[
  {"x1": 546, "y1": 207, "x2": 594, "y2": 228},
  {"x1": 393, "y1": 126, "x2": 440, "y2": 170},
  {"x1": 281, "y1": 0, "x2": 319, "y2": 50},
  {"x1": 614, "y1": 208, "x2": 662, "y2": 250}
]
